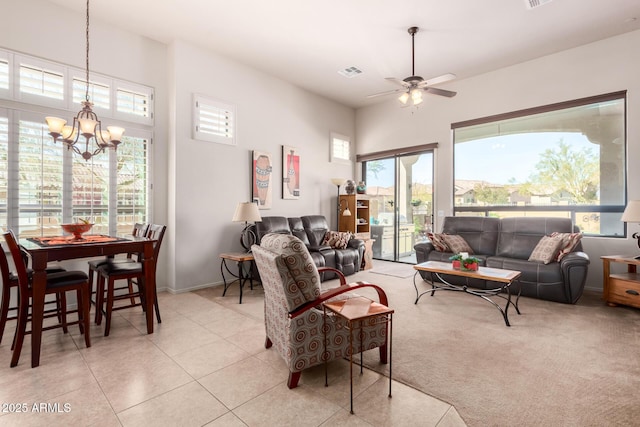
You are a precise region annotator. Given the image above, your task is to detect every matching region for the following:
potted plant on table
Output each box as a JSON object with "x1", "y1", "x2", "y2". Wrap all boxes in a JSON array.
[
  {"x1": 449, "y1": 253, "x2": 480, "y2": 271},
  {"x1": 461, "y1": 256, "x2": 480, "y2": 271}
]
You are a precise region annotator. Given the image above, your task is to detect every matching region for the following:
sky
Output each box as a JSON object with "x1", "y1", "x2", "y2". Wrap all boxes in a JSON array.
[{"x1": 365, "y1": 131, "x2": 597, "y2": 187}]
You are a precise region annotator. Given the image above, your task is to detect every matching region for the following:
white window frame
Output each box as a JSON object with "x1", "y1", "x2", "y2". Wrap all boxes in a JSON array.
[
  {"x1": 69, "y1": 67, "x2": 113, "y2": 114},
  {"x1": 0, "y1": 49, "x2": 12, "y2": 100},
  {"x1": 192, "y1": 93, "x2": 236, "y2": 146},
  {"x1": 114, "y1": 81, "x2": 154, "y2": 126},
  {"x1": 330, "y1": 132, "x2": 352, "y2": 164},
  {"x1": 15, "y1": 55, "x2": 68, "y2": 109}
]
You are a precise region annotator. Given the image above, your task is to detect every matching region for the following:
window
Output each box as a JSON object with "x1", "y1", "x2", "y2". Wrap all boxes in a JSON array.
[
  {"x1": 0, "y1": 48, "x2": 153, "y2": 239},
  {"x1": 192, "y1": 94, "x2": 236, "y2": 145},
  {"x1": 16, "y1": 56, "x2": 67, "y2": 109},
  {"x1": 330, "y1": 132, "x2": 351, "y2": 163},
  {"x1": 452, "y1": 91, "x2": 626, "y2": 237},
  {"x1": 72, "y1": 76, "x2": 110, "y2": 111}
]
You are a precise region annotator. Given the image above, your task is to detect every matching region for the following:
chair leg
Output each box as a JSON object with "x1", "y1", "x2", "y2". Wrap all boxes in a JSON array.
[
  {"x1": 59, "y1": 292, "x2": 68, "y2": 334},
  {"x1": 79, "y1": 287, "x2": 91, "y2": 348},
  {"x1": 104, "y1": 278, "x2": 115, "y2": 337},
  {"x1": 95, "y1": 273, "x2": 105, "y2": 325},
  {"x1": 154, "y1": 294, "x2": 161, "y2": 324},
  {"x1": 10, "y1": 294, "x2": 29, "y2": 368},
  {"x1": 379, "y1": 343, "x2": 388, "y2": 364},
  {"x1": 287, "y1": 371, "x2": 302, "y2": 389},
  {"x1": 127, "y1": 279, "x2": 136, "y2": 306},
  {"x1": 0, "y1": 282, "x2": 11, "y2": 345}
]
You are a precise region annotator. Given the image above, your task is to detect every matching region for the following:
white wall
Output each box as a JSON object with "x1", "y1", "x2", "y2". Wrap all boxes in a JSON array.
[
  {"x1": 167, "y1": 41, "x2": 355, "y2": 292},
  {"x1": 356, "y1": 29, "x2": 640, "y2": 291}
]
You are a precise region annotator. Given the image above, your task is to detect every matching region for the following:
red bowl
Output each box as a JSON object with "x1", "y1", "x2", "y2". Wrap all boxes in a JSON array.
[{"x1": 61, "y1": 223, "x2": 94, "y2": 239}]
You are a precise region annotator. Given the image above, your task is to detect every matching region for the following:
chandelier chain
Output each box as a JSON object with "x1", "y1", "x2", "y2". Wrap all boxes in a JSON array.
[{"x1": 85, "y1": 0, "x2": 90, "y2": 102}]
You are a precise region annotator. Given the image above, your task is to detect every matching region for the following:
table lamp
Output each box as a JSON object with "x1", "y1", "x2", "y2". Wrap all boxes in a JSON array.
[
  {"x1": 232, "y1": 201, "x2": 262, "y2": 251},
  {"x1": 621, "y1": 200, "x2": 640, "y2": 257}
]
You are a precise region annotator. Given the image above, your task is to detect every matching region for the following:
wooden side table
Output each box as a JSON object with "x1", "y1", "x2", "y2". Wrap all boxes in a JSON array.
[
  {"x1": 323, "y1": 297, "x2": 393, "y2": 414},
  {"x1": 601, "y1": 255, "x2": 640, "y2": 309},
  {"x1": 219, "y1": 252, "x2": 255, "y2": 304}
]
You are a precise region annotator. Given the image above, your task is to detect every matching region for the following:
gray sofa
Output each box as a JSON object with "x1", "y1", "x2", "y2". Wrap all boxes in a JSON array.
[
  {"x1": 414, "y1": 216, "x2": 590, "y2": 303},
  {"x1": 253, "y1": 215, "x2": 364, "y2": 281}
]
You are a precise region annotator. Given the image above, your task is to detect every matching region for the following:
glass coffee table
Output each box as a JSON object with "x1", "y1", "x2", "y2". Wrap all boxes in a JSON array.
[{"x1": 413, "y1": 261, "x2": 522, "y2": 326}]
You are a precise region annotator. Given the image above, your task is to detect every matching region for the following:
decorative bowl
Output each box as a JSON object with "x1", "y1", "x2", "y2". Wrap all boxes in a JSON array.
[{"x1": 61, "y1": 223, "x2": 94, "y2": 239}]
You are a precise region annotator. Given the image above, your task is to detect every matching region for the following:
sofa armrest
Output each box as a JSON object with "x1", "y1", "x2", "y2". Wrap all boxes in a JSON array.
[
  {"x1": 308, "y1": 244, "x2": 333, "y2": 253},
  {"x1": 560, "y1": 251, "x2": 590, "y2": 304},
  {"x1": 414, "y1": 242, "x2": 435, "y2": 264},
  {"x1": 347, "y1": 238, "x2": 364, "y2": 249}
]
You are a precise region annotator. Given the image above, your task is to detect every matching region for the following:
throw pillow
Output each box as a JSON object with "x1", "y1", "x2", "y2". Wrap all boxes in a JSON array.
[
  {"x1": 528, "y1": 235, "x2": 564, "y2": 264},
  {"x1": 322, "y1": 230, "x2": 353, "y2": 249},
  {"x1": 427, "y1": 232, "x2": 450, "y2": 252},
  {"x1": 441, "y1": 234, "x2": 474, "y2": 255},
  {"x1": 550, "y1": 232, "x2": 583, "y2": 261}
]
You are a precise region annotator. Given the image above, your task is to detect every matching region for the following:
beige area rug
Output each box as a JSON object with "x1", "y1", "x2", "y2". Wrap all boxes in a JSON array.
[
  {"x1": 369, "y1": 262, "x2": 416, "y2": 278},
  {"x1": 350, "y1": 263, "x2": 640, "y2": 427}
]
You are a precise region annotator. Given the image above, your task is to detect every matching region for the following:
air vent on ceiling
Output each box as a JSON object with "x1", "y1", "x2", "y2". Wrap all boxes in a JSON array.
[
  {"x1": 338, "y1": 66, "x2": 363, "y2": 78},
  {"x1": 525, "y1": 0, "x2": 553, "y2": 9}
]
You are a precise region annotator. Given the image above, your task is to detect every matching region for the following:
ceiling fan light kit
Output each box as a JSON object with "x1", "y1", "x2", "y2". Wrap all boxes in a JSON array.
[{"x1": 367, "y1": 26, "x2": 457, "y2": 106}]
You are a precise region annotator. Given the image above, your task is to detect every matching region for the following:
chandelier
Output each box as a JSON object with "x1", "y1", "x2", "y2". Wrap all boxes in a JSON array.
[{"x1": 45, "y1": 0, "x2": 124, "y2": 161}]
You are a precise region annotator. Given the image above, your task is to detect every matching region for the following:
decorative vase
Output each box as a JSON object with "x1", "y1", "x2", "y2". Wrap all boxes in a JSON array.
[
  {"x1": 356, "y1": 181, "x2": 367, "y2": 194},
  {"x1": 452, "y1": 260, "x2": 461, "y2": 270},
  {"x1": 345, "y1": 180, "x2": 356, "y2": 195}
]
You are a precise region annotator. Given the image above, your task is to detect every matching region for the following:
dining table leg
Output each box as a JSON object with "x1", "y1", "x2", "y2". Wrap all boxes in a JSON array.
[
  {"x1": 30, "y1": 257, "x2": 48, "y2": 368},
  {"x1": 142, "y1": 241, "x2": 156, "y2": 334}
]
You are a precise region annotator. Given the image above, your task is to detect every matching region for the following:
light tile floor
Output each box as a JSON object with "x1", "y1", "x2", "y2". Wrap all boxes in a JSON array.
[{"x1": 0, "y1": 280, "x2": 466, "y2": 427}]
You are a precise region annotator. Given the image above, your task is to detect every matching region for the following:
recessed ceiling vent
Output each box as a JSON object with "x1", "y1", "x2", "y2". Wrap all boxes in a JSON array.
[
  {"x1": 525, "y1": 0, "x2": 553, "y2": 10},
  {"x1": 338, "y1": 66, "x2": 363, "y2": 78}
]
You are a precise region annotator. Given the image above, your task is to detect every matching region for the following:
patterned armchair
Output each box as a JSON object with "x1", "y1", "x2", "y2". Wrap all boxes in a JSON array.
[{"x1": 252, "y1": 233, "x2": 389, "y2": 389}]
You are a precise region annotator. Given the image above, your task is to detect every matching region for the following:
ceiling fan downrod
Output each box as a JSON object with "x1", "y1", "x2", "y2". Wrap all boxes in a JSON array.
[{"x1": 408, "y1": 26, "x2": 418, "y2": 77}]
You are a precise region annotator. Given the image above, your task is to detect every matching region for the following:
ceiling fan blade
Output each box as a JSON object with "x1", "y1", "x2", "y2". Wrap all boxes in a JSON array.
[
  {"x1": 424, "y1": 87, "x2": 457, "y2": 97},
  {"x1": 367, "y1": 88, "x2": 404, "y2": 98},
  {"x1": 384, "y1": 77, "x2": 410, "y2": 88},
  {"x1": 424, "y1": 73, "x2": 457, "y2": 86}
]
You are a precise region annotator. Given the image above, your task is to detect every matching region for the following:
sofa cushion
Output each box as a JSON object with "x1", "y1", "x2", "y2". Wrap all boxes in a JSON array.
[
  {"x1": 442, "y1": 216, "x2": 500, "y2": 255},
  {"x1": 529, "y1": 235, "x2": 564, "y2": 264},
  {"x1": 496, "y1": 217, "x2": 574, "y2": 260},
  {"x1": 550, "y1": 232, "x2": 582, "y2": 261},
  {"x1": 442, "y1": 234, "x2": 474, "y2": 255},
  {"x1": 322, "y1": 231, "x2": 353, "y2": 249},
  {"x1": 427, "y1": 232, "x2": 450, "y2": 252}
]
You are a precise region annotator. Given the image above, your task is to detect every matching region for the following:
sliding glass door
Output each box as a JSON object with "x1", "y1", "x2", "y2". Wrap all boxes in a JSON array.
[{"x1": 363, "y1": 151, "x2": 434, "y2": 263}]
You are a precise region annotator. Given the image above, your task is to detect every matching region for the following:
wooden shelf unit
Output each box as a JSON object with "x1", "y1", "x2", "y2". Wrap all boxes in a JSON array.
[
  {"x1": 338, "y1": 194, "x2": 370, "y2": 234},
  {"x1": 601, "y1": 255, "x2": 640, "y2": 309}
]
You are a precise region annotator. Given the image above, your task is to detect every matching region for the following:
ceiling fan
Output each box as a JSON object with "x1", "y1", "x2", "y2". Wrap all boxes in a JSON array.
[{"x1": 368, "y1": 26, "x2": 457, "y2": 106}]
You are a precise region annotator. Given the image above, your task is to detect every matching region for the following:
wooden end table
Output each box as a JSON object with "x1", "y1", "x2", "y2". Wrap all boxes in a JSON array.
[
  {"x1": 219, "y1": 252, "x2": 255, "y2": 304},
  {"x1": 601, "y1": 255, "x2": 640, "y2": 309},
  {"x1": 323, "y1": 297, "x2": 393, "y2": 415}
]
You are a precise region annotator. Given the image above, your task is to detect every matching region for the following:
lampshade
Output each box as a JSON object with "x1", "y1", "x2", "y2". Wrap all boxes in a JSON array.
[
  {"x1": 621, "y1": 200, "x2": 640, "y2": 223},
  {"x1": 232, "y1": 202, "x2": 262, "y2": 223},
  {"x1": 331, "y1": 178, "x2": 347, "y2": 187}
]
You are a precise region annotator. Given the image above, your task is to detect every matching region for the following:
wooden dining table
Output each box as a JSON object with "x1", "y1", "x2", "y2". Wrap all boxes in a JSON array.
[{"x1": 20, "y1": 234, "x2": 157, "y2": 368}]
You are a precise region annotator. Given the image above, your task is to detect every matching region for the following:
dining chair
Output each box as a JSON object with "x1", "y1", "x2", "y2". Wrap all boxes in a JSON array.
[
  {"x1": 0, "y1": 242, "x2": 68, "y2": 346},
  {"x1": 95, "y1": 224, "x2": 166, "y2": 336},
  {"x1": 88, "y1": 222, "x2": 148, "y2": 322},
  {"x1": 3, "y1": 230, "x2": 91, "y2": 367}
]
